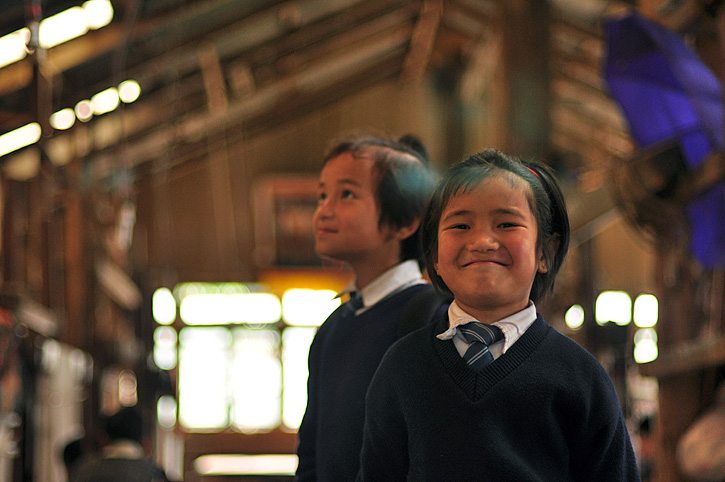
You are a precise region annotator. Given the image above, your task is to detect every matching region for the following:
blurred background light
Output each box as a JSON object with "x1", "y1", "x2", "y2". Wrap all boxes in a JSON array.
[
  {"x1": 0, "y1": 123, "x2": 42, "y2": 157},
  {"x1": 564, "y1": 304, "x2": 585, "y2": 330},
  {"x1": 0, "y1": 29, "x2": 30, "y2": 68},
  {"x1": 633, "y1": 293, "x2": 659, "y2": 328},
  {"x1": 157, "y1": 395, "x2": 177, "y2": 429},
  {"x1": 74, "y1": 100, "x2": 93, "y2": 122},
  {"x1": 281, "y1": 288, "x2": 340, "y2": 327},
  {"x1": 180, "y1": 292, "x2": 281, "y2": 325},
  {"x1": 634, "y1": 328, "x2": 659, "y2": 364},
  {"x1": 595, "y1": 290, "x2": 632, "y2": 326},
  {"x1": 91, "y1": 87, "x2": 120, "y2": 115},
  {"x1": 50, "y1": 108, "x2": 76, "y2": 130},
  {"x1": 152, "y1": 287, "x2": 177, "y2": 325},
  {"x1": 83, "y1": 0, "x2": 114, "y2": 30},
  {"x1": 194, "y1": 454, "x2": 297, "y2": 476},
  {"x1": 118, "y1": 79, "x2": 142, "y2": 103}
]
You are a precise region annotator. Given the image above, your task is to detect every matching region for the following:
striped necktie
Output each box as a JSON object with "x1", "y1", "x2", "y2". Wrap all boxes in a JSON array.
[{"x1": 458, "y1": 322, "x2": 504, "y2": 371}]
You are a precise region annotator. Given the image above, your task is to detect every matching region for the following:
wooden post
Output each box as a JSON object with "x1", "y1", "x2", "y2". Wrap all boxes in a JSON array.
[{"x1": 63, "y1": 160, "x2": 87, "y2": 349}]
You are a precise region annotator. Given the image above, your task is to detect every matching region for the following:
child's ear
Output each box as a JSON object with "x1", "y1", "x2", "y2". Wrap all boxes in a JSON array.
[
  {"x1": 394, "y1": 217, "x2": 421, "y2": 241},
  {"x1": 537, "y1": 238, "x2": 559, "y2": 273}
]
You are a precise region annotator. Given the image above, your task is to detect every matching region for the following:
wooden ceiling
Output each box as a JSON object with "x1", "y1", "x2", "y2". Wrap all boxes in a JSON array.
[
  {"x1": 0, "y1": 0, "x2": 719, "y2": 186},
  {"x1": 0, "y1": 0, "x2": 498, "y2": 180}
]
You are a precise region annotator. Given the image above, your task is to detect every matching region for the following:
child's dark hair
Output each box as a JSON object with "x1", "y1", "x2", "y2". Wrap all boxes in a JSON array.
[
  {"x1": 323, "y1": 134, "x2": 436, "y2": 264},
  {"x1": 421, "y1": 148, "x2": 570, "y2": 303}
]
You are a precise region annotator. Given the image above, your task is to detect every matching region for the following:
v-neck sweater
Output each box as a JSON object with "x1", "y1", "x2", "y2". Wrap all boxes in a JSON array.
[
  {"x1": 296, "y1": 283, "x2": 439, "y2": 482},
  {"x1": 358, "y1": 311, "x2": 640, "y2": 481}
]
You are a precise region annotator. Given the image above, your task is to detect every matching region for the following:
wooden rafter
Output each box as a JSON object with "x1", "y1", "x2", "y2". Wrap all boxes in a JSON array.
[{"x1": 401, "y1": 0, "x2": 443, "y2": 82}]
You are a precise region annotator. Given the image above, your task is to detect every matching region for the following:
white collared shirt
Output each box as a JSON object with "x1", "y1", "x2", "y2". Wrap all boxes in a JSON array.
[
  {"x1": 436, "y1": 300, "x2": 537, "y2": 359},
  {"x1": 343, "y1": 259, "x2": 426, "y2": 315}
]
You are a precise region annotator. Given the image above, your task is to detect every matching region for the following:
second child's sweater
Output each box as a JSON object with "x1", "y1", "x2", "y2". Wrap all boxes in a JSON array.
[{"x1": 296, "y1": 283, "x2": 439, "y2": 482}]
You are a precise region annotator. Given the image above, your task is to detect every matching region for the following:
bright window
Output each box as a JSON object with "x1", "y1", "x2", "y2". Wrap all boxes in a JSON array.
[
  {"x1": 178, "y1": 327, "x2": 230, "y2": 430},
  {"x1": 282, "y1": 327, "x2": 316, "y2": 428},
  {"x1": 155, "y1": 283, "x2": 340, "y2": 433},
  {"x1": 231, "y1": 329, "x2": 282, "y2": 432}
]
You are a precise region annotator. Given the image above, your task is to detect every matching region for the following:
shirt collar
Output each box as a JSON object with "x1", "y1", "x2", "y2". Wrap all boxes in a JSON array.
[
  {"x1": 436, "y1": 300, "x2": 537, "y2": 352},
  {"x1": 341, "y1": 259, "x2": 425, "y2": 311}
]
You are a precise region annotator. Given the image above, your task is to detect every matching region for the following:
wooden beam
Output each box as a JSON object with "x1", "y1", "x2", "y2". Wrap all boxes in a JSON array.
[
  {"x1": 639, "y1": 336, "x2": 725, "y2": 378},
  {"x1": 63, "y1": 160, "x2": 87, "y2": 348},
  {"x1": 87, "y1": 26, "x2": 411, "y2": 180},
  {"x1": 401, "y1": 0, "x2": 443, "y2": 82},
  {"x1": 198, "y1": 44, "x2": 228, "y2": 113}
]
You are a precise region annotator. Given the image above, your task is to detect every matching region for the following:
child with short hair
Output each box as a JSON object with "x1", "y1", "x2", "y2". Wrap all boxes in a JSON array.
[
  {"x1": 358, "y1": 149, "x2": 640, "y2": 481},
  {"x1": 295, "y1": 134, "x2": 442, "y2": 481}
]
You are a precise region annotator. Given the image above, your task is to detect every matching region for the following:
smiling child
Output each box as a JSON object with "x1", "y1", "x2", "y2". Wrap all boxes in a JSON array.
[{"x1": 358, "y1": 149, "x2": 640, "y2": 481}]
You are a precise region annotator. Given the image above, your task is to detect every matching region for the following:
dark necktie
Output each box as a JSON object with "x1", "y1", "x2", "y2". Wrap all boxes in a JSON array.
[
  {"x1": 459, "y1": 322, "x2": 504, "y2": 371},
  {"x1": 345, "y1": 291, "x2": 364, "y2": 315}
]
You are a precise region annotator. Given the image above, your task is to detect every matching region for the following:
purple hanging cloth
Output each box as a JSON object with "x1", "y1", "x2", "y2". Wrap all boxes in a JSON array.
[{"x1": 603, "y1": 11, "x2": 724, "y2": 268}]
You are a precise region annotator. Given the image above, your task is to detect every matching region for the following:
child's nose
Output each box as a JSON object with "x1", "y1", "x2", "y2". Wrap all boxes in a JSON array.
[
  {"x1": 315, "y1": 198, "x2": 334, "y2": 218},
  {"x1": 468, "y1": 229, "x2": 498, "y2": 251}
]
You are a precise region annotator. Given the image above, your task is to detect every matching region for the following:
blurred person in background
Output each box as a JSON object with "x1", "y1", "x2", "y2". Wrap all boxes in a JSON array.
[{"x1": 73, "y1": 406, "x2": 168, "y2": 482}]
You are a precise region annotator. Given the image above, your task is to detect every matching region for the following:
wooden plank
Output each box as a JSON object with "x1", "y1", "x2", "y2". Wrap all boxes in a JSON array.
[
  {"x1": 639, "y1": 336, "x2": 725, "y2": 378},
  {"x1": 183, "y1": 431, "x2": 297, "y2": 482}
]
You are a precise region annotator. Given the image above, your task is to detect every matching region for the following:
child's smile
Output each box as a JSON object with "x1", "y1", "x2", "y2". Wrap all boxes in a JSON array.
[
  {"x1": 460, "y1": 254, "x2": 509, "y2": 267},
  {"x1": 435, "y1": 175, "x2": 545, "y2": 323}
]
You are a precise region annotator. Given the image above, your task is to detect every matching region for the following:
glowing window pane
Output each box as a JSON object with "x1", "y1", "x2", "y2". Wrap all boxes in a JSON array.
[
  {"x1": 178, "y1": 328, "x2": 230, "y2": 430},
  {"x1": 157, "y1": 395, "x2": 177, "y2": 429},
  {"x1": 634, "y1": 327, "x2": 657, "y2": 345},
  {"x1": 230, "y1": 329, "x2": 281, "y2": 432},
  {"x1": 634, "y1": 328, "x2": 659, "y2": 364},
  {"x1": 154, "y1": 345, "x2": 176, "y2": 371},
  {"x1": 595, "y1": 291, "x2": 632, "y2": 326},
  {"x1": 282, "y1": 327, "x2": 316, "y2": 429},
  {"x1": 152, "y1": 287, "x2": 177, "y2": 325},
  {"x1": 282, "y1": 289, "x2": 340, "y2": 327},
  {"x1": 154, "y1": 327, "x2": 177, "y2": 370},
  {"x1": 180, "y1": 293, "x2": 281, "y2": 325},
  {"x1": 564, "y1": 304, "x2": 585, "y2": 330},
  {"x1": 634, "y1": 294, "x2": 658, "y2": 328}
]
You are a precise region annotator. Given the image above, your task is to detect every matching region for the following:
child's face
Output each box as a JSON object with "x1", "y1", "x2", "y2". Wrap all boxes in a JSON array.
[
  {"x1": 313, "y1": 152, "x2": 399, "y2": 265},
  {"x1": 435, "y1": 175, "x2": 546, "y2": 322}
]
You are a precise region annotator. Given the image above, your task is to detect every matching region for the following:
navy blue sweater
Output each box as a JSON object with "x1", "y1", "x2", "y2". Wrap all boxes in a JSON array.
[
  {"x1": 296, "y1": 283, "x2": 439, "y2": 482},
  {"x1": 358, "y1": 312, "x2": 640, "y2": 481}
]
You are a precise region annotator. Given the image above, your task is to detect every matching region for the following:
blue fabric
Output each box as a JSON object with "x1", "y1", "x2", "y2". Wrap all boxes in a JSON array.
[{"x1": 603, "y1": 11, "x2": 724, "y2": 267}]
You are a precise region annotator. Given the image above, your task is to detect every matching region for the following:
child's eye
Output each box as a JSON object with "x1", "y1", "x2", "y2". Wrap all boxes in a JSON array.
[
  {"x1": 317, "y1": 192, "x2": 327, "y2": 202},
  {"x1": 447, "y1": 223, "x2": 469, "y2": 230},
  {"x1": 498, "y1": 222, "x2": 520, "y2": 229},
  {"x1": 341, "y1": 189, "x2": 356, "y2": 199}
]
